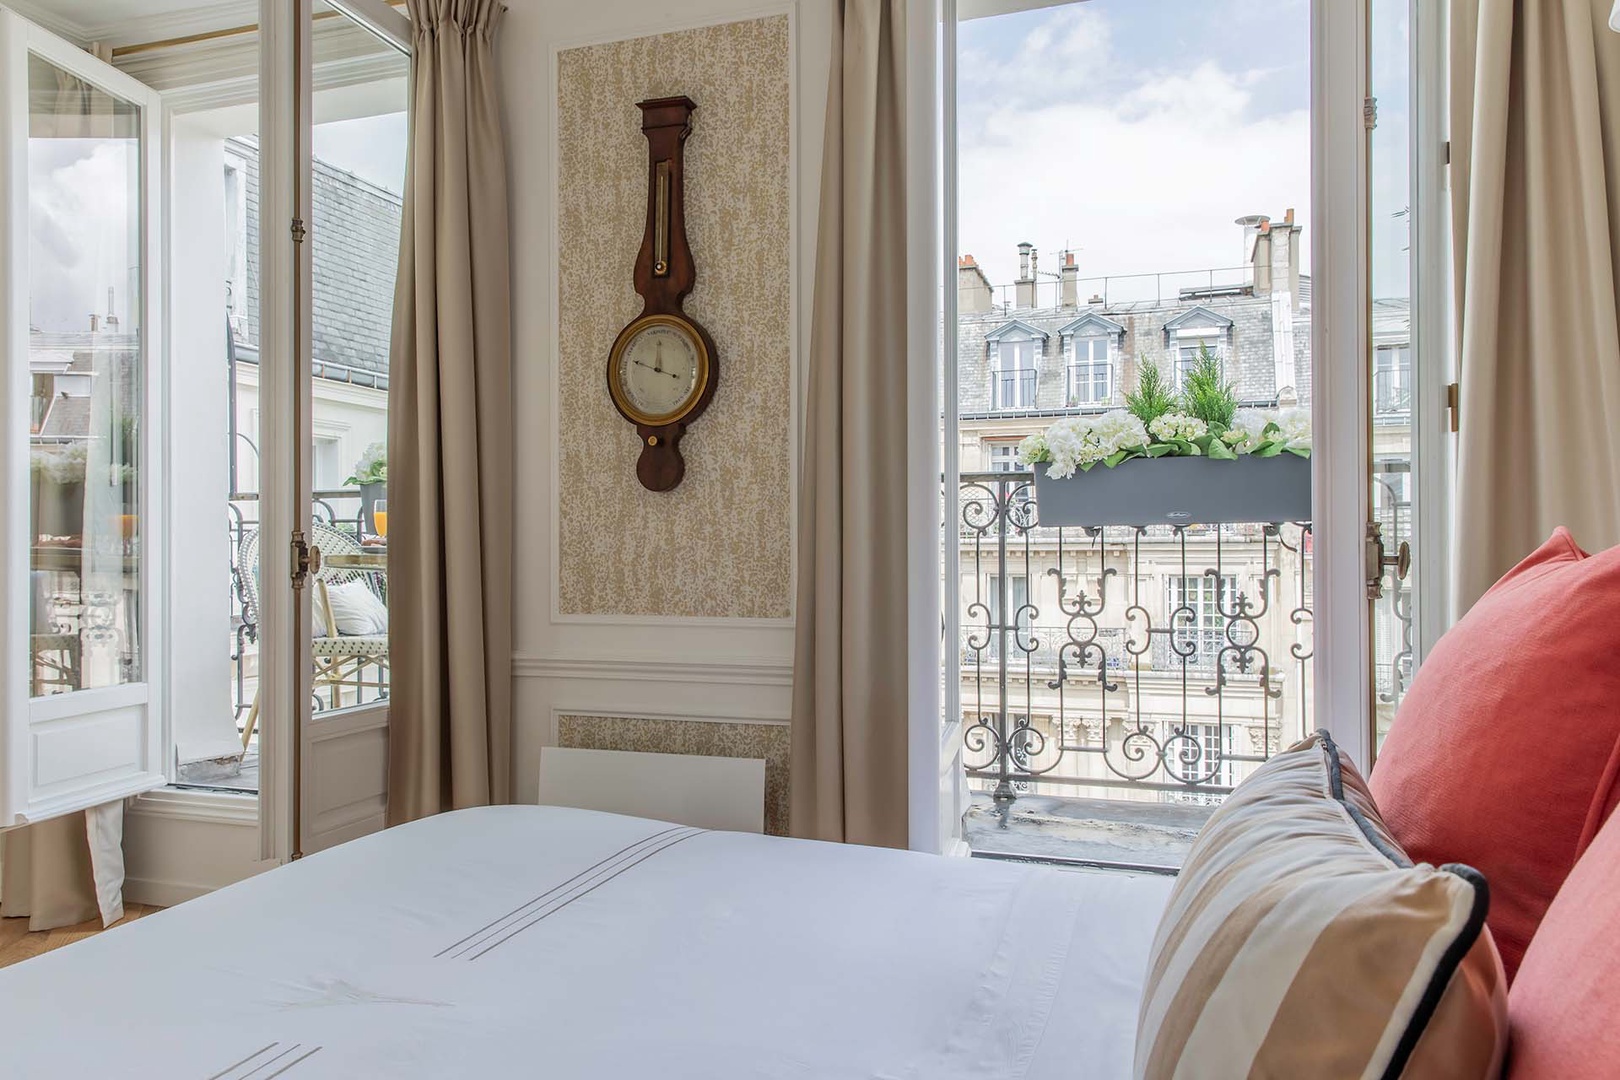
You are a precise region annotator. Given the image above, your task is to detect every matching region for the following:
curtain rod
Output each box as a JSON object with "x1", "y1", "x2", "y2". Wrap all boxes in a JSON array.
[{"x1": 110, "y1": 3, "x2": 407, "y2": 59}]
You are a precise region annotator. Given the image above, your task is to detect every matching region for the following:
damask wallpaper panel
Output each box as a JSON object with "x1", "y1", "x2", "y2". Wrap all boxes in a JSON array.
[{"x1": 555, "y1": 15, "x2": 793, "y2": 618}]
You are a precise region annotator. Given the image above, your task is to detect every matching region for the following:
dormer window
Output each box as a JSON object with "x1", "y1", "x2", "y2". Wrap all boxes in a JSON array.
[
  {"x1": 994, "y1": 339, "x2": 1038, "y2": 408},
  {"x1": 1162, "y1": 306, "x2": 1235, "y2": 389},
  {"x1": 1067, "y1": 336, "x2": 1111, "y2": 406},
  {"x1": 1174, "y1": 334, "x2": 1224, "y2": 387},
  {"x1": 1374, "y1": 344, "x2": 1411, "y2": 414},
  {"x1": 1055, "y1": 312, "x2": 1122, "y2": 408},
  {"x1": 984, "y1": 320, "x2": 1048, "y2": 410}
]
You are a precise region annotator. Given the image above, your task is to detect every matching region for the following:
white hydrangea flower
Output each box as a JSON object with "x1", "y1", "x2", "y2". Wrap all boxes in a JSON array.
[
  {"x1": 1016, "y1": 431, "x2": 1049, "y2": 466},
  {"x1": 1041, "y1": 417, "x2": 1089, "y2": 479},
  {"x1": 1037, "y1": 411, "x2": 1148, "y2": 478},
  {"x1": 1275, "y1": 406, "x2": 1311, "y2": 452},
  {"x1": 30, "y1": 444, "x2": 88, "y2": 484},
  {"x1": 1221, "y1": 409, "x2": 1270, "y2": 451},
  {"x1": 1089, "y1": 410, "x2": 1149, "y2": 458},
  {"x1": 1147, "y1": 411, "x2": 1208, "y2": 442}
]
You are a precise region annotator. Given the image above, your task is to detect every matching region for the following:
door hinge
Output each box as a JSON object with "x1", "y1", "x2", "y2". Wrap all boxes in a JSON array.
[
  {"x1": 1446, "y1": 382, "x2": 1460, "y2": 432},
  {"x1": 290, "y1": 217, "x2": 308, "y2": 244},
  {"x1": 290, "y1": 530, "x2": 321, "y2": 589},
  {"x1": 1363, "y1": 95, "x2": 1378, "y2": 131}
]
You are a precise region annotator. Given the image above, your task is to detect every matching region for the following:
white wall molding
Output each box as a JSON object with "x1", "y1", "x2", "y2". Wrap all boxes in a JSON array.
[
  {"x1": 551, "y1": 706, "x2": 789, "y2": 730},
  {"x1": 0, "y1": 0, "x2": 89, "y2": 44},
  {"x1": 123, "y1": 787, "x2": 274, "y2": 907},
  {"x1": 513, "y1": 653, "x2": 792, "y2": 688}
]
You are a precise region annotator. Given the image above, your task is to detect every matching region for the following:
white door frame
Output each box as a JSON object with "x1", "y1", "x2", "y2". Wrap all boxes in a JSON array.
[
  {"x1": 909, "y1": 0, "x2": 1381, "y2": 849},
  {"x1": 0, "y1": 11, "x2": 169, "y2": 824},
  {"x1": 1311, "y1": 0, "x2": 1374, "y2": 769}
]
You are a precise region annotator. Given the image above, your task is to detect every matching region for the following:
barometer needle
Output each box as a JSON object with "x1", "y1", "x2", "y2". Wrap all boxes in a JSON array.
[{"x1": 633, "y1": 358, "x2": 680, "y2": 379}]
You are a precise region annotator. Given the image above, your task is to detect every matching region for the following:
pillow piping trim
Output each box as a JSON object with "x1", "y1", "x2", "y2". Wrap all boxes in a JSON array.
[{"x1": 1313, "y1": 729, "x2": 1491, "y2": 1080}]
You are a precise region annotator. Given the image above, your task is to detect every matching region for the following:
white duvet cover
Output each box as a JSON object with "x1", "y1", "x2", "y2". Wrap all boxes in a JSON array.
[{"x1": 0, "y1": 806, "x2": 1171, "y2": 1079}]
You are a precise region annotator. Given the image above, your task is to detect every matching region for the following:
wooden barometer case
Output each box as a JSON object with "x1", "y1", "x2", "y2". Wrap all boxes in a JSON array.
[{"x1": 606, "y1": 95, "x2": 718, "y2": 492}]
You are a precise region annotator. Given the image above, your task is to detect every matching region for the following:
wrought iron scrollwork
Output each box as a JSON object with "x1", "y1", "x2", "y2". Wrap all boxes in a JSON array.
[{"x1": 957, "y1": 471, "x2": 1315, "y2": 802}]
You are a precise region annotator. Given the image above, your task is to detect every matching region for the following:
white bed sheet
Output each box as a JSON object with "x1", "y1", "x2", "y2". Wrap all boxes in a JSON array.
[{"x1": 0, "y1": 806, "x2": 1171, "y2": 1079}]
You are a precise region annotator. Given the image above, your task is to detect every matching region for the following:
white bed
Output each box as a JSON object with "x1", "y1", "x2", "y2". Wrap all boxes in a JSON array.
[{"x1": 0, "y1": 806, "x2": 1172, "y2": 1079}]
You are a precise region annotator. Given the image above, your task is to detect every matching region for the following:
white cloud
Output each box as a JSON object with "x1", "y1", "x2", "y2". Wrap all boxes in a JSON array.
[
  {"x1": 958, "y1": 8, "x2": 1311, "y2": 299},
  {"x1": 29, "y1": 141, "x2": 139, "y2": 334}
]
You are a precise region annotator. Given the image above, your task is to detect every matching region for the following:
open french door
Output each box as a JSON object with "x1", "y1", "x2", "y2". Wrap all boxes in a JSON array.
[
  {"x1": 0, "y1": 12, "x2": 167, "y2": 826},
  {"x1": 260, "y1": 0, "x2": 409, "y2": 858},
  {"x1": 916, "y1": 0, "x2": 1442, "y2": 854}
]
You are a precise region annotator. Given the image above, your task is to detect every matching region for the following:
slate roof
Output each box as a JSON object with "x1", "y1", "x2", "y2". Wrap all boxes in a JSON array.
[
  {"x1": 231, "y1": 136, "x2": 402, "y2": 390},
  {"x1": 37, "y1": 394, "x2": 90, "y2": 438}
]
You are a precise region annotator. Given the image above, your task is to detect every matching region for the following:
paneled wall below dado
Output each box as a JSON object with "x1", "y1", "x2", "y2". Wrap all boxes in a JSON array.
[{"x1": 557, "y1": 715, "x2": 791, "y2": 835}]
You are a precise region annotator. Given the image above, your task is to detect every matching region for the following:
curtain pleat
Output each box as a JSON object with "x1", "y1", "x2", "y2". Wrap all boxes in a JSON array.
[
  {"x1": 1451, "y1": 0, "x2": 1620, "y2": 611},
  {"x1": 789, "y1": 0, "x2": 911, "y2": 848},
  {"x1": 387, "y1": 0, "x2": 512, "y2": 823}
]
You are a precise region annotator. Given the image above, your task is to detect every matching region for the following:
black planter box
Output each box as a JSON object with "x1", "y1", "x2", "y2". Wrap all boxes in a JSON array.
[{"x1": 1033, "y1": 454, "x2": 1311, "y2": 527}]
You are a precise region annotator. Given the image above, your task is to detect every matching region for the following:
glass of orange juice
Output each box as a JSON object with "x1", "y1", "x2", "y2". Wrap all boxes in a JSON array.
[{"x1": 373, "y1": 498, "x2": 388, "y2": 540}]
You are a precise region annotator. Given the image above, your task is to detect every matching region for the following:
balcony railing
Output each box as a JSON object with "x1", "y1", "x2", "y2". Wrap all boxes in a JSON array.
[
  {"x1": 228, "y1": 488, "x2": 388, "y2": 735},
  {"x1": 955, "y1": 471, "x2": 1314, "y2": 803}
]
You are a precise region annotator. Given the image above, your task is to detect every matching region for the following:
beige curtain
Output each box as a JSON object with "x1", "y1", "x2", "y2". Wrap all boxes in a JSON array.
[
  {"x1": 790, "y1": 0, "x2": 911, "y2": 849},
  {"x1": 1451, "y1": 0, "x2": 1620, "y2": 610},
  {"x1": 1, "y1": 803, "x2": 123, "y2": 932},
  {"x1": 387, "y1": 0, "x2": 512, "y2": 824}
]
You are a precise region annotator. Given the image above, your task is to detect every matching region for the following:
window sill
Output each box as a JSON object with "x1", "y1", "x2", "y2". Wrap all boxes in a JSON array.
[{"x1": 128, "y1": 786, "x2": 258, "y2": 826}]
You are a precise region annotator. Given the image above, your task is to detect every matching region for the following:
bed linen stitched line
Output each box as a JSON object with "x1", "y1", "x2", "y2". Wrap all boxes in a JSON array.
[
  {"x1": 435, "y1": 825, "x2": 694, "y2": 958},
  {"x1": 231, "y1": 1042, "x2": 316, "y2": 1080},
  {"x1": 259, "y1": 1046, "x2": 322, "y2": 1079},
  {"x1": 205, "y1": 1042, "x2": 280, "y2": 1080},
  {"x1": 465, "y1": 829, "x2": 706, "y2": 961}
]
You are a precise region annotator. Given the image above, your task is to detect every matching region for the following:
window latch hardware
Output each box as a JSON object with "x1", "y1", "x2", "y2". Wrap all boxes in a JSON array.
[
  {"x1": 291, "y1": 531, "x2": 321, "y2": 589},
  {"x1": 290, "y1": 217, "x2": 307, "y2": 244},
  {"x1": 1363, "y1": 96, "x2": 1377, "y2": 131},
  {"x1": 1446, "y1": 382, "x2": 1460, "y2": 432},
  {"x1": 1365, "y1": 521, "x2": 1410, "y2": 601}
]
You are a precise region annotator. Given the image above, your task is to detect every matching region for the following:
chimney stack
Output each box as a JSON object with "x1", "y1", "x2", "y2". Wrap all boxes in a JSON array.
[
  {"x1": 1059, "y1": 250, "x2": 1078, "y2": 308},
  {"x1": 958, "y1": 254, "x2": 992, "y2": 314},
  {"x1": 1245, "y1": 209, "x2": 1303, "y2": 309},
  {"x1": 1235, "y1": 214, "x2": 1270, "y2": 271},
  {"x1": 1015, "y1": 241, "x2": 1036, "y2": 309}
]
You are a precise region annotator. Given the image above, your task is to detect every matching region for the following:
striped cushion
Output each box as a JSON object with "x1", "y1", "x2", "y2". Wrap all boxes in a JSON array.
[{"x1": 1135, "y1": 731, "x2": 1506, "y2": 1080}]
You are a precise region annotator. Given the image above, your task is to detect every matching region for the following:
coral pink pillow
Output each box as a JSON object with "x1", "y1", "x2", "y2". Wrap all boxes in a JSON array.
[
  {"x1": 1505, "y1": 805, "x2": 1620, "y2": 1078},
  {"x1": 1370, "y1": 528, "x2": 1620, "y2": 983}
]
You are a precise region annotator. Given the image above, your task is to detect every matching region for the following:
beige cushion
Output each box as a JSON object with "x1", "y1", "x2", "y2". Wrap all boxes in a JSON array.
[{"x1": 1135, "y1": 731, "x2": 1506, "y2": 1080}]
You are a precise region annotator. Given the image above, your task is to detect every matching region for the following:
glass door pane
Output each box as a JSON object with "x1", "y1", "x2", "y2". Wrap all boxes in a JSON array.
[
  {"x1": 952, "y1": 0, "x2": 1314, "y2": 867},
  {"x1": 4, "y1": 15, "x2": 167, "y2": 823},
  {"x1": 26, "y1": 53, "x2": 143, "y2": 698},
  {"x1": 304, "y1": 6, "x2": 407, "y2": 718},
  {"x1": 1370, "y1": 0, "x2": 1414, "y2": 747}
]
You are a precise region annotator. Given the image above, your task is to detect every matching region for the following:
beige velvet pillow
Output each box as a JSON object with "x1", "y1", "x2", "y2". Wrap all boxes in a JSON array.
[{"x1": 1135, "y1": 731, "x2": 1506, "y2": 1080}]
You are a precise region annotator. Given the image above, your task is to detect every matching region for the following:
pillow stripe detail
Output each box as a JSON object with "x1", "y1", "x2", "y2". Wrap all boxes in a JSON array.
[{"x1": 1133, "y1": 731, "x2": 1506, "y2": 1080}]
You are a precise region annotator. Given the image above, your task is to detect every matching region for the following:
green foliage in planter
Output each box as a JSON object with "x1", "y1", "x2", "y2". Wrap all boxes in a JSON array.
[
  {"x1": 1125, "y1": 358, "x2": 1176, "y2": 428},
  {"x1": 1179, "y1": 344, "x2": 1237, "y2": 428}
]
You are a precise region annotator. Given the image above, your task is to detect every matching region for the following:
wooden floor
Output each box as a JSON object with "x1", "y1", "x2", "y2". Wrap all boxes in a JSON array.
[{"x1": 0, "y1": 903, "x2": 161, "y2": 970}]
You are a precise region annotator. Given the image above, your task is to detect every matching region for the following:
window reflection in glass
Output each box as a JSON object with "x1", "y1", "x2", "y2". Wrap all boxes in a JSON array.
[{"x1": 26, "y1": 53, "x2": 142, "y2": 697}]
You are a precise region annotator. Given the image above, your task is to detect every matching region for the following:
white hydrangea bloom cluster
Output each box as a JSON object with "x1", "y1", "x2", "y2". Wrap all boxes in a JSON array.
[
  {"x1": 1039, "y1": 411, "x2": 1149, "y2": 479},
  {"x1": 1016, "y1": 431, "x2": 1049, "y2": 467},
  {"x1": 1147, "y1": 412, "x2": 1207, "y2": 442},
  {"x1": 1275, "y1": 407, "x2": 1311, "y2": 452},
  {"x1": 1221, "y1": 409, "x2": 1270, "y2": 450}
]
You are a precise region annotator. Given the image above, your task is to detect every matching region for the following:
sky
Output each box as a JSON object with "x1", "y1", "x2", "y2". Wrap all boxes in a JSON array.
[
  {"x1": 313, "y1": 112, "x2": 408, "y2": 196},
  {"x1": 957, "y1": 0, "x2": 1411, "y2": 302}
]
